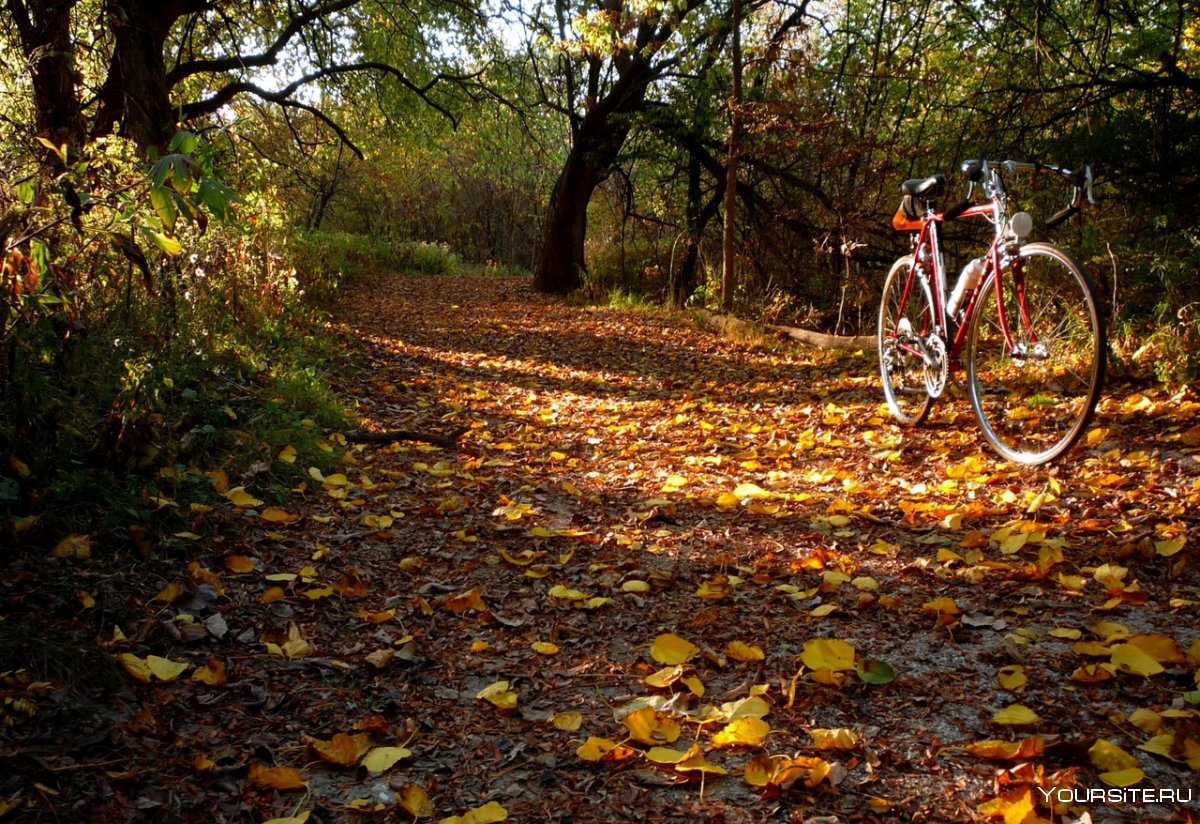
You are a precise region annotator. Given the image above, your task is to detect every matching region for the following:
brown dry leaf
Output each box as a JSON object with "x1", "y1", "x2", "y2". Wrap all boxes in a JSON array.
[
  {"x1": 964, "y1": 737, "x2": 1045, "y2": 761},
  {"x1": 333, "y1": 567, "x2": 369, "y2": 598},
  {"x1": 445, "y1": 588, "x2": 487, "y2": 613},
  {"x1": 248, "y1": 762, "x2": 307, "y2": 790},
  {"x1": 305, "y1": 732, "x2": 372, "y2": 767}
]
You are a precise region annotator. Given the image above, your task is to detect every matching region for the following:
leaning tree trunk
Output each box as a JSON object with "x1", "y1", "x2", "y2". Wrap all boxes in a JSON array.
[
  {"x1": 532, "y1": 141, "x2": 602, "y2": 294},
  {"x1": 532, "y1": 54, "x2": 657, "y2": 295}
]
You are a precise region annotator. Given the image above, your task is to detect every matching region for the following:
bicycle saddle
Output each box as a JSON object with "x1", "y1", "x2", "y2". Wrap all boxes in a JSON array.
[{"x1": 900, "y1": 175, "x2": 946, "y2": 197}]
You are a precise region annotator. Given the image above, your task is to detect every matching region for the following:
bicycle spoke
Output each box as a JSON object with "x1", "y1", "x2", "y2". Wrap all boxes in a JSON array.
[
  {"x1": 966, "y1": 243, "x2": 1105, "y2": 464},
  {"x1": 879, "y1": 256, "x2": 935, "y2": 426}
]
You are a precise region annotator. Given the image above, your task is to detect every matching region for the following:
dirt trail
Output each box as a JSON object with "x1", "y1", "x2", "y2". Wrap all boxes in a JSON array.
[{"x1": 4, "y1": 273, "x2": 1198, "y2": 822}]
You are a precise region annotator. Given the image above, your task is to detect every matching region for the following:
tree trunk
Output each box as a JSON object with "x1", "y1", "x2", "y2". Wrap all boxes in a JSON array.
[
  {"x1": 94, "y1": 2, "x2": 181, "y2": 151},
  {"x1": 532, "y1": 141, "x2": 600, "y2": 294},
  {"x1": 7, "y1": 0, "x2": 85, "y2": 150},
  {"x1": 532, "y1": 55, "x2": 656, "y2": 295}
]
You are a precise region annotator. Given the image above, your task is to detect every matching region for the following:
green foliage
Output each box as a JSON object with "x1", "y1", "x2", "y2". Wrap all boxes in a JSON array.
[{"x1": 0, "y1": 132, "x2": 348, "y2": 555}]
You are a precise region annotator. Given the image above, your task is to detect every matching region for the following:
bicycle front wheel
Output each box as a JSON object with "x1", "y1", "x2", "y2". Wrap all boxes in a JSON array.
[
  {"x1": 879, "y1": 255, "x2": 935, "y2": 426},
  {"x1": 966, "y1": 242, "x2": 1105, "y2": 465}
]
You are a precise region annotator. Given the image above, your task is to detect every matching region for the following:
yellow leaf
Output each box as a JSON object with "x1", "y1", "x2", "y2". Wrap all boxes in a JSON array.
[
  {"x1": 263, "y1": 815, "x2": 310, "y2": 824},
  {"x1": 711, "y1": 717, "x2": 770, "y2": 748},
  {"x1": 622, "y1": 580, "x2": 650, "y2": 592},
  {"x1": 303, "y1": 586, "x2": 335, "y2": 600},
  {"x1": 396, "y1": 785, "x2": 434, "y2": 819},
  {"x1": 1071, "y1": 662, "x2": 1117, "y2": 683},
  {"x1": 733, "y1": 482, "x2": 772, "y2": 499},
  {"x1": 52, "y1": 533, "x2": 91, "y2": 559},
  {"x1": 224, "y1": 487, "x2": 263, "y2": 507},
  {"x1": 996, "y1": 665, "x2": 1027, "y2": 693},
  {"x1": 645, "y1": 665, "x2": 683, "y2": 688},
  {"x1": 360, "y1": 746, "x2": 413, "y2": 774},
  {"x1": 117, "y1": 653, "x2": 153, "y2": 683},
  {"x1": 1127, "y1": 633, "x2": 1188, "y2": 664},
  {"x1": 675, "y1": 751, "x2": 729, "y2": 775},
  {"x1": 277, "y1": 444, "x2": 297, "y2": 464},
  {"x1": 306, "y1": 732, "x2": 372, "y2": 767},
  {"x1": 1155, "y1": 536, "x2": 1186, "y2": 557},
  {"x1": 126, "y1": 654, "x2": 189, "y2": 682},
  {"x1": 438, "y1": 800, "x2": 508, "y2": 824},
  {"x1": 1110, "y1": 643, "x2": 1165, "y2": 676},
  {"x1": 921, "y1": 597, "x2": 960, "y2": 616},
  {"x1": 1099, "y1": 766, "x2": 1146, "y2": 787},
  {"x1": 225, "y1": 555, "x2": 256, "y2": 573},
  {"x1": 261, "y1": 586, "x2": 286, "y2": 604},
  {"x1": 725, "y1": 640, "x2": 765, "y2": 662},
  {"x1": 800, "y1": 638, "x2": 856, "y2": 672},
  {"x1": 992, "y1": 704, "x2": 1041, "y2": 725},
  {"x1": 261, "y1": 506, "x2": 300, "y2": 524},
  {"x1": 280, "y1": 623, "x2": 313, "y2": 659},
  {"x1": 1089, "y1": 738, "x2": 1140, "y2": 773},
  {"x1": 651, "y1": 633, "x2": 698, "y2": 665},
  {"x1": 476, "y1": 680, "x2": 518, "y2": 710},
  {"x1": 622, "y1": 706, "x2": 681, "y2": 745},
  {"x1": 720, "y1": 695, "x2": 771, "y2": 720},
  {"x1": 552, "y1": 712, "x2": 582, "y2": 731},
  {"x1": 808, "y1": 728, "x2": 859, "y2": 751},
  {"x1": 977, "y1": 787, "x2": 1035, "y2": 824},
  {"x1": 966, "y1": 737, "x2": 1046, "y2": 762},
  {"x1": 192, "y1": 659, "x2": 227, "y2": 686},
  {"x1": 577, "y1": 736, "x2": 620, "y2": 761},
  {"x1": 771, "y1": 755, "x2": 832, "y2": 788},
  {"x1": 743, "y1": 752, "x2": 776, "y2": 787},
  {"x1": 548, "y1": 584, "x2": 589, "y2": 601},
  {"x1": 645, "y1": 745, "x2": 694, "y2": 764},
  {"x1": 531, "y1": 641, "x2": 559, "y2": 655},
  {"x1": 249, "y1": 762, "x2": 308, "y2": 790}
]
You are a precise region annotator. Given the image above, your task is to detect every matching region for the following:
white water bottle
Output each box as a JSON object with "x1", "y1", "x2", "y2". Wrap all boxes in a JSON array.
[{"x1": 947, "y1": 257, "x2": 984, "y2": 319}]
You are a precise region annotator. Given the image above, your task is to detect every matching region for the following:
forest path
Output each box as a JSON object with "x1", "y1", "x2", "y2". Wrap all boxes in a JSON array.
[{"x1": 9, "y1": 273, "x2": 1198, "y2": 823}]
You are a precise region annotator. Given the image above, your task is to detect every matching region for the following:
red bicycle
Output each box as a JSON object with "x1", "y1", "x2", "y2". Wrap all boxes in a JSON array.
[{"x1": 878, "y1": 159, "x2": 1106, "y2": 465}]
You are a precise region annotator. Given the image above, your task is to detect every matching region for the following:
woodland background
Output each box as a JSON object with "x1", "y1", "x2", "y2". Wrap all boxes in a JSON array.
[{"x1": 2, "y1": 0, "x2": 1198, "y2": 515}]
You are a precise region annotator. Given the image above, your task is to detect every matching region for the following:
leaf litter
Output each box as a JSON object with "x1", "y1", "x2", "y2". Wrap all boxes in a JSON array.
[{"x1": 1, "y1": 274, "x2": 1198, "y2": 822}]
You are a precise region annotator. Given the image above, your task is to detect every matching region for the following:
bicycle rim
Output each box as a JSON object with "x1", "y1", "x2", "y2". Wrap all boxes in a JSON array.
[
  {"x1": 879, "y1": 255, "x2": 935, "y2": 426},
  {"x1": 967, "y1": 242, "x2": 1106, "y2": 465}
]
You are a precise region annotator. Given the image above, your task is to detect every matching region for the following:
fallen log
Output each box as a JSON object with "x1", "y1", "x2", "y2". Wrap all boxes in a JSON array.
[
  {"x1": 342, "y1": 426, "x2": 468, "y2": 449},
  {"x1": 696, "y1": 309, "x2": 875, "y2": 351}
]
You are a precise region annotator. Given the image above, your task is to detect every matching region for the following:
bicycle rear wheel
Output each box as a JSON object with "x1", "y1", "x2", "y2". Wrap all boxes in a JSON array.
[
  {"x1": 966, "y1": 242, "x2": 1105, "y2": 465},
  {"x1": 879, "y1": 255, "x2": 935, "y2": 426}
]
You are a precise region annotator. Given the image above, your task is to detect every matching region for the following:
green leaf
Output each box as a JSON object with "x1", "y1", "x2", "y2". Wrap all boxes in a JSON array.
[
  {"x1": 198, "y1": 178, "x2": 236, "y2": 220},
  {"x1": 856, "y1": 657, "x2": 895, "y2": 685},
  {"x1": 142, "y1": 227, "x2": 183, "y2": 257},
  {"x1": 150, "y1": 186, "x2": 178, "y2": 232},
  {"x1": 168, "y1": 131, "x2": 200, "y2": 155}
]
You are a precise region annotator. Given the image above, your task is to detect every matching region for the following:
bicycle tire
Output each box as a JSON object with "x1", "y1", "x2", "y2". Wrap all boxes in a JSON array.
[
  {"x1": 966, "y1": 242, "x2": 1106, "y2": 465},
  {"x1": 879, "y1": 255, "x2": 935, "y2": 426}
]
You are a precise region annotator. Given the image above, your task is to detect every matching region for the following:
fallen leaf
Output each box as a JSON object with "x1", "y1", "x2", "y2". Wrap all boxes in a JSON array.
[{"x1": 651, "y1": 633, "x2": 698, "y2": 665}]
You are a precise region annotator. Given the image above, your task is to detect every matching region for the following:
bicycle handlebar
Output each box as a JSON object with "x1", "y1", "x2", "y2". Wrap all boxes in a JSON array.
[{"x1": 959, "y1": 158, "x2": 1095, "y2": 227}]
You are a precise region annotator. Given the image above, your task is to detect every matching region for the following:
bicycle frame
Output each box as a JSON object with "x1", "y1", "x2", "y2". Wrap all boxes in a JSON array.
[{"x1": 899, "y1": 164, "x2": 1034, "y2": 367}]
